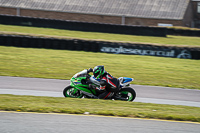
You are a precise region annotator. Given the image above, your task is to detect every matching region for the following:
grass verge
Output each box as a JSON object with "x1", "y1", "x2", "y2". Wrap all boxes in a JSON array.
[
  {"x1": 0, "y1": 46, "x2": 200, "y2": 89},
  {"x1": 0, "y1": 24, "x2": 200, "y2": 47},
  {"x1": 0, "y1": 94, "x2": 199, "y2": 123}
]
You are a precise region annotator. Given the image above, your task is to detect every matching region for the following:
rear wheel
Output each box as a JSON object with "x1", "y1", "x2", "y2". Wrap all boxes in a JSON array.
[
  {"x1": 63, "y1": 86, "x2": 83, "y2": 98},
  {"x1": 116, "y1": 87, "x2": 136, "y2": 101}
]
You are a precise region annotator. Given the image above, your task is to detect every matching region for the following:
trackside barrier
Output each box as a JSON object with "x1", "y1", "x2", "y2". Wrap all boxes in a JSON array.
[
  {"x1": 0, "y1": 35, "x2": 200, "y2": 59},
  {"x1": 0, "y1": 15, "x2": 166, "y2": 37},
  {"x1": 0, "y1": 15, "x2": 200, "y2": 37},
  {"x1": 167, "y1": 28, "x2": 200, "y2": 37}
]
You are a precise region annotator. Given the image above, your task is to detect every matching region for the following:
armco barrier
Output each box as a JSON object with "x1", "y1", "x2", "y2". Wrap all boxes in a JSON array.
[
  {"x1": 0, "y1": 15, "x2": 166, "y2": 37},
  {"x1": 0, "y1": 34, "x2": 200, "y2": 59}
]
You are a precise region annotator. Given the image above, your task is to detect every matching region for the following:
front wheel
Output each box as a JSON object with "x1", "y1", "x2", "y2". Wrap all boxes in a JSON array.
[
  {"x1": 63, "y1": 86, "x2": 83, "y2": 98},
  {"x1": 115, "y1": 87, "x2": 136, "y2": 101}
]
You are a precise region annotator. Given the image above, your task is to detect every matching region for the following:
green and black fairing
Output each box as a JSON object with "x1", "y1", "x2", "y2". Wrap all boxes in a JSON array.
[
  {"x1": 70, "y1": 76, "x2": 97, "y2": 96},
  {"x1": 63, "y1": 69, "x2": 97, "y2": 98},
  {"x1": 63, "y1": 69, "x2": 136, "y2": 101}
]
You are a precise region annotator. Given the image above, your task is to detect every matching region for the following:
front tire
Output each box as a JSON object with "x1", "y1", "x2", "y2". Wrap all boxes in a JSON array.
[
  {"x1": 116, "y1": 87, "x2": 136, "y2": 101},
  {"x1": 63, "y1": 86, "x2": 83, "y2": 98}
]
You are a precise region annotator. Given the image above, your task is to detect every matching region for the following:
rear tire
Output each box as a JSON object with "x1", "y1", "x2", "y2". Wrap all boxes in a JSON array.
[
  {"x1": 63, "y1": 86, "x2": 83, "y2": 98},
  {"x1": 117, "y1": 87, "x2": 136, "y2": 101}
]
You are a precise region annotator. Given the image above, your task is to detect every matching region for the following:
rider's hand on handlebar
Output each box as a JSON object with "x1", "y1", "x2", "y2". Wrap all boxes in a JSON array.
[{"x1": 87, "y1": 68, "x2": 93, "y2": 73}]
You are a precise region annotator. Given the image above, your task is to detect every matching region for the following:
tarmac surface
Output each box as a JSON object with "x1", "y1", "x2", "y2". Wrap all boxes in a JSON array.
[
  {"x1": 0, "y1": 112, "x2": 199, "y2": 133},
  {"x1": 0, "y1": 76, "x2": 200, "y2": 133},
  {"x1": 0, "y1": 76, "x2": 200, "y2": 107}
]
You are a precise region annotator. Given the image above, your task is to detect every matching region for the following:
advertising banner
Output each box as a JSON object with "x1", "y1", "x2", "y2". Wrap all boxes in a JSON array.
[
  {"x1": 0, "y1": 35, "x2": 199, "y2": 59},
  {"x1": 100, "y1": 44, "x2": 192, "y2": 59}
]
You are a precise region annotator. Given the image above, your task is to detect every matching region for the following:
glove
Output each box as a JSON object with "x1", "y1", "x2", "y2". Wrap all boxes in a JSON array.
[{"x1": 87, "y1": 68, "x2": 93, "y2": 73}]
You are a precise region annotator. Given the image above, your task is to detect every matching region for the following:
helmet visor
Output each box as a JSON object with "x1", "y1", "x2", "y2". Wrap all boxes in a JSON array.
[{"x1": 93, "y1": 71, "x2": 99, "y2": 78}]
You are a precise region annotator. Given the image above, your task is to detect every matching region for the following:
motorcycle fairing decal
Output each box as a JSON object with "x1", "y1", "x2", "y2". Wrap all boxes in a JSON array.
[{"x1": 73, "y1": 82, "x2": 81, "y2": 84}]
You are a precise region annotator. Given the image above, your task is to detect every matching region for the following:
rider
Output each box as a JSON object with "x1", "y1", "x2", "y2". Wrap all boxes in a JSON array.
[{"x1": 90, "y1": 65, "x2": 119, "y2": 99}]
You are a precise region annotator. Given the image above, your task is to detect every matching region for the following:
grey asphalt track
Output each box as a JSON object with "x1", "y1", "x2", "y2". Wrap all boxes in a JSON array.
[
  {"x1": 0, "y1": 112, "x2": 199, "y2": 133},
  {"x1": 0, "y1": 76, "x2": 200, "y2": 107},
  {"x1": 0, "y1": 76, "x2": 200, "y2": 133}
]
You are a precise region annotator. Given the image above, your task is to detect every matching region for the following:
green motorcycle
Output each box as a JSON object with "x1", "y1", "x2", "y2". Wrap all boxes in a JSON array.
[{"x1": 63, "y1": 69, "x2": 136, "y2": 101}]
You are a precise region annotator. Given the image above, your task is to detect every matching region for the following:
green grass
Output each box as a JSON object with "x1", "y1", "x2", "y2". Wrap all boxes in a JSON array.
[
  {"x1": 0, "y1": 46, "x2": 200, "y2": 89},
  {"x1": 0, "y1": 24, "x2": 200, "y2": 47},
  {"x1": 167, "y1": 26, "x2": 200, "y2": 31},
  {"x1": 0, "y1": 94, "x2": 199, "y2": 122}
]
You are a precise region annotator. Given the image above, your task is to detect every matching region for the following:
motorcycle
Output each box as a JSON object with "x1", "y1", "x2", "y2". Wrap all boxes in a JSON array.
[{"x1": 63, "y1": 69, "x2": 136, "y2": 101}]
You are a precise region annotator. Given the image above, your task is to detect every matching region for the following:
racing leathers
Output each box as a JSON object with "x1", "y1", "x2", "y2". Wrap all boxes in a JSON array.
[{"x1": 94, "y1": 72, "x2": 119, "y2": 99}]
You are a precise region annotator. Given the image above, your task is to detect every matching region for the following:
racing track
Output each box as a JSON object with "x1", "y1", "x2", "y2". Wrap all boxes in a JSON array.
[
  {"x1": 0, "y1": 76, "x2": 200, "y2": 133},
  {"x1": 0, "y1": 112, "x2": 199, "y2": 133},
  {"x1": 0, "y1": 76, "x2": 200, "y2": 107}
]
